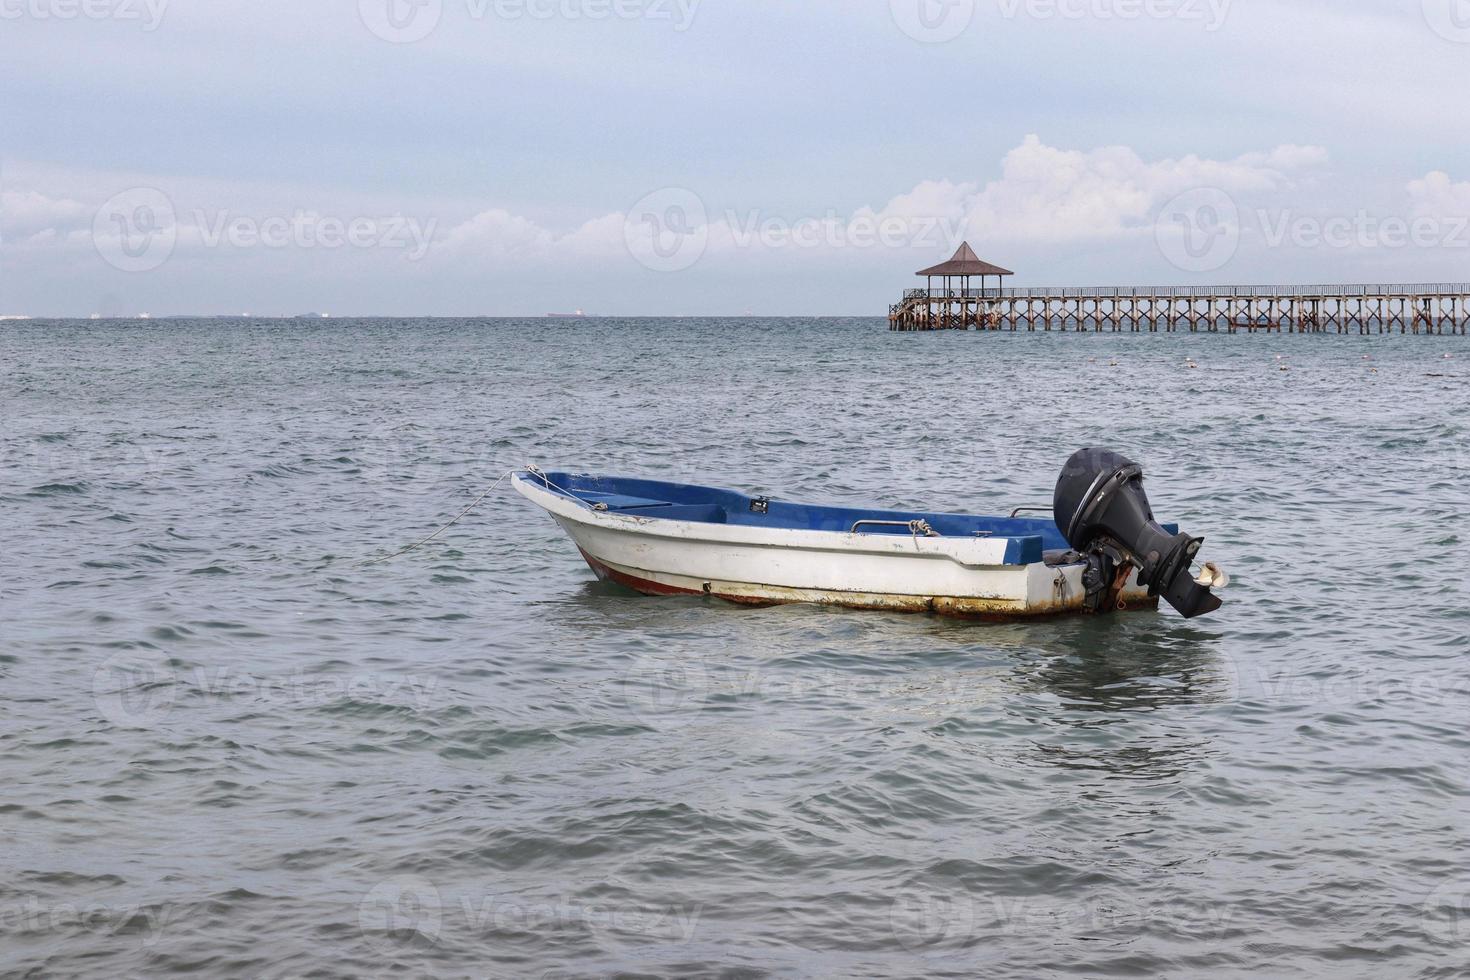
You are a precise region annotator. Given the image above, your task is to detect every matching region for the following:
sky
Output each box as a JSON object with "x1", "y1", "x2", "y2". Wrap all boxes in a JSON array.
[{"x1": 3, "y1": 0, "x2": 1470, "y2": 316}]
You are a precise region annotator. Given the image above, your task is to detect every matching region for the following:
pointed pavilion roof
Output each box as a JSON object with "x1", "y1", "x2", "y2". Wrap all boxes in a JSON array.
[{"x1": 916, "y1": 242, "x2": 1014, "y2": 278}]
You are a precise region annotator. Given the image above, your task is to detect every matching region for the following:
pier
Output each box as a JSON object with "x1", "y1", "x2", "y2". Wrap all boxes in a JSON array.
[{"x1": 889, "y1": 244, "x2": 1470, "y2": 335}]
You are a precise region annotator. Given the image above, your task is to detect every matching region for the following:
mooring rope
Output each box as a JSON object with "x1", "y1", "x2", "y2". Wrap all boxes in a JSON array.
[
  {"x1": 358, "y1": 468, "x2": 520, "y2": 567},
  {"x1": 521, "y1": 464, "x2": 624, "y2": 510}
]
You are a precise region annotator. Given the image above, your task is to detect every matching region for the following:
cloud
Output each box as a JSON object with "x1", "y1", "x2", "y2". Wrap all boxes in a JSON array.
[
  {"x1": 0, "y1": 136, "x2": 1359, "y2": 307},
  {"x1": 1249, "y1": 145, "x2": 1331, "y2": 172},
  {"x1": 1406, "y1": 171, "x2": 1470, "y2": 219},
  {"x1": 439, "y1": 208, "x2": 625, "y2": 259},
  {"x1": 440, "y1": 208, "x2": 555, "y2": 256},
  {"x1": 930, "y1": 135, "x2": 1327, "y2": 243},
  {"x1": 1, "y1": 189, "x2": 90, "y2": 243},
  {"x1": 0, "y1": 136, "x2": 1339, "y2": 265},
  {"x1": 429, "y1": 136, "x2": 1332, "y2": 266}
]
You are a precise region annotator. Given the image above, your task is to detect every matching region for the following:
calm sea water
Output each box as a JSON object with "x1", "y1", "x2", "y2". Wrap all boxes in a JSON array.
[{"x1": 2, "y1": 318, "x2": 1467, "y2": 979}]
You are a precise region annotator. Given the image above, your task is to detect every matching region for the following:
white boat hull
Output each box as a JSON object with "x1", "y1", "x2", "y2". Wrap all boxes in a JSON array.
[{"x1": 514, "y1": 475, "x2": 1156, "y2": 618}]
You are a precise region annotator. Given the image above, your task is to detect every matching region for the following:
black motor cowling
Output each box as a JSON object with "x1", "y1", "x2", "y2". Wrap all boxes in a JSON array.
[{"x1": 1053, "y1": 448, "x2": 1223, "y2": 620}]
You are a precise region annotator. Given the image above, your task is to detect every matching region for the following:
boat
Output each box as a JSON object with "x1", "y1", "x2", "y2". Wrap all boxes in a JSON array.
[{"x1": 513, "y1": 449, "x2": 1226, "y2": 620}]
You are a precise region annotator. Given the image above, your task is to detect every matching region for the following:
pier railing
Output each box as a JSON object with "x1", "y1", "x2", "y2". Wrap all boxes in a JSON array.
[
  {"x1": 889, "y1": 282, "x2": 1470, "y2": 334},
  {"x1": 905, "y1": 283, "x2": 1470, "y2": 301}
]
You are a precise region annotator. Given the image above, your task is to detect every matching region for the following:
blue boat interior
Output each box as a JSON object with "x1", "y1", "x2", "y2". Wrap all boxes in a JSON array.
[{"x1": 523, "y1": 471, "x2": 1098, "y2": 567}]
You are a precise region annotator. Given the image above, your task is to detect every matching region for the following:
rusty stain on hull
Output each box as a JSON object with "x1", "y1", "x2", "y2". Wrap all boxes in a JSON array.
[{"x1": 578, "y1": 549, "x2": 1158, "y2": 621}]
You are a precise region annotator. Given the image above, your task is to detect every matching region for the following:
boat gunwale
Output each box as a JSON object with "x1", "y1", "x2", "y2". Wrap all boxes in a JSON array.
[{"x1": 513, "y1": 471, "x2": 1066, "y2": 570}]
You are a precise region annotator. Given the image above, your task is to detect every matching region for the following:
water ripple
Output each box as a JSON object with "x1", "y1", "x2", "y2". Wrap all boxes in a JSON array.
[{"x1": 1, "y1": 319, "x2": 1467, "y2": 978}]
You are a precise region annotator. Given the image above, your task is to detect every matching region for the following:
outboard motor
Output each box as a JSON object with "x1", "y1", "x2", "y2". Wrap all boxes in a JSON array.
[{"x1": 1053, "y1": 448, "x2": 1224, "y2": 620}]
